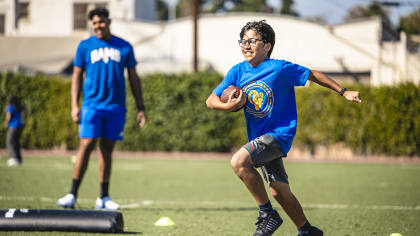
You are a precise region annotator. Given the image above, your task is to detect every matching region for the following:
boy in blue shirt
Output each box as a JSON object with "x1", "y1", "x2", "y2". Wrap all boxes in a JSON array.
[
  {"x1": 57, "y1": 8, "x2": 146, "y2": 210},
  {"x1": 206, "y1": 20, "x2": 361, "y2": 236}
]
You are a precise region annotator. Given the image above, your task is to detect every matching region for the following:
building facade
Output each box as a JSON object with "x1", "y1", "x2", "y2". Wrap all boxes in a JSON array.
[
  {"x1": 0, "y1": 5, "x2": 418, "y2": 86},
  {"x1": 0, "y1": 0, "x2": 156, "y2": 36}
]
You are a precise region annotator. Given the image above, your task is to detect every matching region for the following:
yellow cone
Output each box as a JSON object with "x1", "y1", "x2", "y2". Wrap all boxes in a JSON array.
[
  {"x1": 71, "y1": 155, "x2": 77, "y2": 164},
  {"x1": 154, "y1": 217, "x2": 175, "y2": 226}
]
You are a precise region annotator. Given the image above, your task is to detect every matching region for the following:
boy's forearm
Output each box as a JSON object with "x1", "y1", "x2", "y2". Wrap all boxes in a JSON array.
[
  {"x1": 309, "y1": 70, "x2": 342, "y2": 94},
  {"x1": 206, "y1": 93, "x2": 226, "y2": 110}
]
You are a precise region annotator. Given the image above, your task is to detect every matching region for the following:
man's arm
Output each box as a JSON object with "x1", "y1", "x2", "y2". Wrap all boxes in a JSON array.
[
  {"x1": 71, "y1": 66, "x2": 84, "y2": 123},
  {"x1": 127, "y1": 67, "x2": 146, "y2": 127},
  {"x1": 308, "y1": 70, "x2": 362, "y2": 103},
  {"x1": 4, "y1": 111, "x2": 11, "y2": 128},
  {"x1": 206, "y1": 90, "x2": 246, "y2": 112}
]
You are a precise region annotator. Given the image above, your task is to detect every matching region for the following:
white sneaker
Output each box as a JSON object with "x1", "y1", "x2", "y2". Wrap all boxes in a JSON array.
[
  {"x1": 7, "y1": 158, "x2": 20, "y2": 167},
  {"x1": 95, "y1": 196, "x2": 120, "y2": 210},
  {"x1": 57, "y1": 193, "x2": 76, "y2": 208}
]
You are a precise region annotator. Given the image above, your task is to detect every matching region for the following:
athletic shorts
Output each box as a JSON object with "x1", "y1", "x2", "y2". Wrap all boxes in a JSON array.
[
  {"x1": 243, "y1": 134, "x2": 289, "y2": 184},
  {"x1": 79, "y1": 106, "x2": 126, "y2": 141}
]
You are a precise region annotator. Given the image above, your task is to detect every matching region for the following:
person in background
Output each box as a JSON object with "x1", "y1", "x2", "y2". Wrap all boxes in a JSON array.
[
  {"x1": 57, "y1": 7, "x2": 146, "y2": 210},
  {"x1": 5, "y1": 95, "x2": 25, "y2": 167}
]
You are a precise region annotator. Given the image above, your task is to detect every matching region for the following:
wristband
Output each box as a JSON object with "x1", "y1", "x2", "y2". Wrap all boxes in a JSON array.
[
  {"x1": 339, "y1": 88, "x2": 347, "y2": 96},
  {"x1": 137, "y1": 105, "x2": 146, "y2": 112}
]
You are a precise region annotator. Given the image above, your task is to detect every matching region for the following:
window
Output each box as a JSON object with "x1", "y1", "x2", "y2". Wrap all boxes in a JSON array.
[
  {"x1": 18, "y1": 2, "x2": 29, "y2": 20},
  {"x1": 73, "y1": 3, "x2": 88, "y2": 30},
  {"x1": 73, "y1": 2, "x2": 108, "y2": 30},
  {"x1": 0, "y1": 14, "x2": 4, "y2": 35}
]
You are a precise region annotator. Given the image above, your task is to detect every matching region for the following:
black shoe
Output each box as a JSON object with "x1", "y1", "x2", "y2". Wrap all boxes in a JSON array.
[
  {"x1": 297, "y1": 226, "x2": 323, "y2": 236},
  {"x1": 253, "y1": 210, "x2": 283, "y2": 236}
]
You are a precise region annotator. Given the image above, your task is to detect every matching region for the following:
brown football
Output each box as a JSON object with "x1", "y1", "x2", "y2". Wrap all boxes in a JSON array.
[{"x1": 220, "y1": 85, "x2": 241, "y2": 103}]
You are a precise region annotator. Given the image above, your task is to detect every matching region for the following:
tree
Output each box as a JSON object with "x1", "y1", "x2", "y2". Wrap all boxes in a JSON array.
[
  {"x1": 398, "y1": 8, "x2": 420, "y2": 35},
  {"x1": 344, "y1": 2, "x2": 391, "y2": 24},
  {"x1": 280, "y1": 0, "x2": 298, "y2": 17}
]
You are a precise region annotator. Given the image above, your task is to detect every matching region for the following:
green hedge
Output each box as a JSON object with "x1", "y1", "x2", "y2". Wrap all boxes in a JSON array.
[
  {"x1": 0, "y1": 72, "x2": 78, "y2": 149},
  {"x1": 122, "y1": 72, "x2": 246, "y2": 152},
  {"x1": 0, "y1": 72, "x2": 419, "y2": 156},
  {"x1": 295, "y1": 83, "x2": 420, "y2": 156}
]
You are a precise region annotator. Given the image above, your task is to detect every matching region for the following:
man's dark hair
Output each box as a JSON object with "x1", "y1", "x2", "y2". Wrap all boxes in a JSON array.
[
  {"x1": 240, "y1": 20, "x2": 275, "y2": 57},
  {"x1": 88, "y1": 7, "x2": 109, "y2": 20},
  {"x1": 7, "y1": 95, "x2": 22, "y2": 112}
]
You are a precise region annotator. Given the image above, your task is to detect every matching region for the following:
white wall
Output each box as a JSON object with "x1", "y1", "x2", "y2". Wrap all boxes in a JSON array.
[
  {"x1": 0, "y1": 0, "x2": 16, "y2": 35},
  {"x1": 17, "y1": 0, "x2": 73, "y2": 36},
  {"x1": 5, "y1": 0, "x2": 156, "y2": 36},
  {"x1": 131, "y1": 13, "x2": 381, "y2": 75},
  {"x1": 130, "y1": 13, "x2": 418, "y2": 86},
  {"x1": 2, "y1": 8, "x2": 418, "y2": 85}
]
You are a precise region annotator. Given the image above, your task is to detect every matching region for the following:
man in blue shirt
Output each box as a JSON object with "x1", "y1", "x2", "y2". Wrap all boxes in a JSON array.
[
  {"x1": 57, "y1": 8, "x2": 146, "y2": 210},
  {"x1": 5, "y1": 96, "x2": 25, "y2": 167},
  {"x1": 206, "y1": 20, "x2": 361, "y2": 236}
]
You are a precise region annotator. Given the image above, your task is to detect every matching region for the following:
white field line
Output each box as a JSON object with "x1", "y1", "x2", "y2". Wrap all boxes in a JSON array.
[{"x1": 1, "y1": 196, "x2": 419, "y2": 211}]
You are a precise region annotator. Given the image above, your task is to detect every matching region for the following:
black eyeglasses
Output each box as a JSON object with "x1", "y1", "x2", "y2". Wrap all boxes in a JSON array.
[{"x1": 238, "y1": 38, "x2": 264, "y2": 47}]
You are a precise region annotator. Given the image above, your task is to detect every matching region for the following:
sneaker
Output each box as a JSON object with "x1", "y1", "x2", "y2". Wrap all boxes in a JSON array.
[
  {"x1": 253, "y1": 210, "x2": 283, "y2": 236},
  {"x1": 57, "y1": 193, "x2": 76, "y2": 209},
  {"x1": 95, "y1": 196, "x2": 120, "y2": 210},
  {"x1": 7, "y1": 158, "x2": 20, "y2": 167},
  {"x1": 297, "y1": 226, "x2": 324, "y2": 236}
]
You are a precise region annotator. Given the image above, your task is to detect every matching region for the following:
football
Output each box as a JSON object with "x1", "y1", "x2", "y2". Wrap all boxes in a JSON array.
[{"x1": 220, "y1": 85, "x2": 241, "y2": 103}]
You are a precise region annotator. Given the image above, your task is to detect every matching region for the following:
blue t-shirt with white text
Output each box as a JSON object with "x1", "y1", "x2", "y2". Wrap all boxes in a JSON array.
[
  {"x1": 213, "y1": 58, "x2": 309, "y2": 155},
  {"x1": 73, "y1": 35, "x2": 137, "y2": 112}
]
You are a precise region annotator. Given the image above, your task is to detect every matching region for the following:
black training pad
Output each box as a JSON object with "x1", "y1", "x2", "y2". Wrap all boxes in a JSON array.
[{"x1": 0, "y1": 209, "x2": 123, "y2": 233}]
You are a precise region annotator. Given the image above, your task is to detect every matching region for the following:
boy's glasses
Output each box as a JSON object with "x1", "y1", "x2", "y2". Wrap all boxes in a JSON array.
[{"x1": 238, "y1": 38, "x2": 263, "y2": 47}]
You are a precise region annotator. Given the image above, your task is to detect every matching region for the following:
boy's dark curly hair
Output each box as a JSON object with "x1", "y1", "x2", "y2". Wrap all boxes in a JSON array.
[
  {"x1": 88, "y1": 7, "x2": 109, "y2": 20},
  {"x1": 239, "y1": 20, "x2": 275, "y2": 57}
]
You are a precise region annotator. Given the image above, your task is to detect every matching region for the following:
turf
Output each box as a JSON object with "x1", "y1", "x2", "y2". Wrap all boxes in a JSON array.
[{"x1": 0, "y1": 155, "x2": 419, "y2": 236}]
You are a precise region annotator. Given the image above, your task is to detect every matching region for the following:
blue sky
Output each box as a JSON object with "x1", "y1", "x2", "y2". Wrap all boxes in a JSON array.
[
  {"x1": 164, "y1": 0, "x2": 419, "y2": 25},
  {"x1": 267, "y1": 0, "x2": 419, "y2": 25}
]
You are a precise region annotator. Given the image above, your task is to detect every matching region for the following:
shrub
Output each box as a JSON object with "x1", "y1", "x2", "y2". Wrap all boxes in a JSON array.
[{"x1": 1, "y1": 72, "x2": 419, "y2": 156}]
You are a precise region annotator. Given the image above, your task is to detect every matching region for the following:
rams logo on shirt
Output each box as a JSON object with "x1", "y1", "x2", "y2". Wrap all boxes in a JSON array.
[
  {"x1": 90, "y1": 47, "x2": 121, "y2": 64},
  {"x1": 243, "y1": 81, "x2": 274, "y2": 118}
]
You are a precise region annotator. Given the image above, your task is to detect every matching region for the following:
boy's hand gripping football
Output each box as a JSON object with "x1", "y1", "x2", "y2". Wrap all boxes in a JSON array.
[{"x1": 226, "y1": 89, "x2": 246, "y2": 112}]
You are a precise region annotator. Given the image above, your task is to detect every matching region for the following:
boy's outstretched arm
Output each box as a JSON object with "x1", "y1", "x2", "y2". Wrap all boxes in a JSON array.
[
  {"x1": 206, "y1": 90, "x2": 246, "y2": 112},
  {"x1": 308, "y1": 70, "x2": 362, "y2": 103}
]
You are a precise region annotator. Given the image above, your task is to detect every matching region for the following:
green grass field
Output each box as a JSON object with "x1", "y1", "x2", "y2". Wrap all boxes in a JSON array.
[{"x1": 0, "y1": 155, "x2": 419, "y2": 236}]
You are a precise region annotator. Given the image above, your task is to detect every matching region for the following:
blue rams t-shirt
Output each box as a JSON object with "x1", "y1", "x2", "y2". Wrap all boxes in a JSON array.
[
  {"x1": 74, "y1": 35, "x2": 137, "y2": 112},
  {"x1": 6, "y1": 105, "x2": 24, "y2": 128},
  {"x1": 213, "y1": 58, "x2": 309, "y2": 155}
]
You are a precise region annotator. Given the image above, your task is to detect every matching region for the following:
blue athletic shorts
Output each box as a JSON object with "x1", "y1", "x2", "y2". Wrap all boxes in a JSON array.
[{"x1": 79, "y1": 106, "x2": 126, "y2": 141}]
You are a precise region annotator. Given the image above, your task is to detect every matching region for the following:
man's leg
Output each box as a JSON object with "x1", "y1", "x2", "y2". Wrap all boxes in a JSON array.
[
  {"x1": 7, "y1": 129, "x2": 17, "y2": 159},
  {"x1": 95, "y1": 137, "x2": 119, "y2": 210},
  {"x1": 98, "y1": 138, "x2": 115, "y2": 183},
  {"x1": 230, "y1": 148, "x2": 269, "y2": 205},
  {"x1": 71, "y1": 138, "x2": 97, "y2": 197},
  {"x1": 73, "y1": 138, "x2": 97, "y2": 180},
  {"x1": 57, "y1": 138, "x2": 97, "y2": 208},
  {"x1": 14, "y1": 127, "x2": 23, "y2": 163}
]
